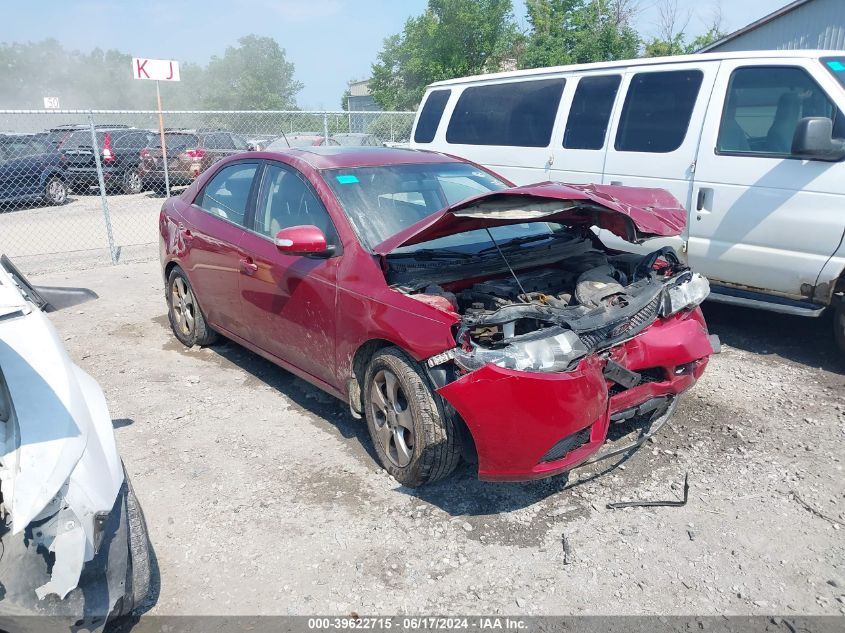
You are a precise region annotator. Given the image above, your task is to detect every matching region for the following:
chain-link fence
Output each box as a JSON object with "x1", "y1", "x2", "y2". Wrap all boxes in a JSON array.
[{"x1": 0, "y1": 109, "x2": 415, "y2": 274}]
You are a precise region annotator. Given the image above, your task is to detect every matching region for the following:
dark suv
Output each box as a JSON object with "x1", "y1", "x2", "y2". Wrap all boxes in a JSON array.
[
  {"x1": 0, "y1": 133, "x2": 68, "y2": 207},
  {"x1": 61, "y1": 127, "x2": 155, "y2": 194},
  {"x1": 139, "y1": 129, "x2": 250, "y2": 193}
]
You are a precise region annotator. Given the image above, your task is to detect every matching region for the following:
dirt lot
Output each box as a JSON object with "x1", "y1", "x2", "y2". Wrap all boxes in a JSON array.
[{"x1": 33, "y1": 260, "x2": 845, "y2": 616}]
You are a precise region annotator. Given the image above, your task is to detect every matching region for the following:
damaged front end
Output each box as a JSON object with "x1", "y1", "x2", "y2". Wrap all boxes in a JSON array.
[
  {"x1": 0, "y1": 257, "x2": 143, "y2": 628},
  {"x1": 377, "y1": 183, "x2": 717, "y2": 481}
]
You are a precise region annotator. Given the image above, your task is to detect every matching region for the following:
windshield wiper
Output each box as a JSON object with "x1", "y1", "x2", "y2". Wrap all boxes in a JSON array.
[
  {"x1": 476, "y1": 233, "x2": 559, "y2": 255},
  {"x1": 389, "y1": 248, "x2": 475, "y2": 260}
]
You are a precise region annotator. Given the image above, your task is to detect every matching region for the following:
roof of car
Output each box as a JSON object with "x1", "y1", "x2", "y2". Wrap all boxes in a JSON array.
[{"x1": 259, "y1": 146, "x2": 460, "y2": 169}]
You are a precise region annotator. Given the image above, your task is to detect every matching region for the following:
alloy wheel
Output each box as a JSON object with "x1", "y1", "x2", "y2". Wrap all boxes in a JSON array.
[
  {"x1": 47, "y1": 179, "x2": 66, "y2": 204},
  {"x1": 170, "y1": 277, "x2": 196, "y2": 337},
  {"x1": 369, "y1": 369, "x2": 415, "y2": 468},
  {"x1": 125, "y1": 170, "x2": 142, "y2": 194}
]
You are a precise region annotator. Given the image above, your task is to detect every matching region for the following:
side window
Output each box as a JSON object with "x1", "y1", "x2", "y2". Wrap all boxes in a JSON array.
[
  {"x1": 254, "y1": 163, "x2": 336, "y2": 243},
  {"x1": 414, "y1": 89, "x2": 451, "y2": 144},
  {"x1": 564, "y1": 75, "x2": 621, "y2": 150},
  {"x1": 718, "y1": 65, "x2": 845, "y2": 156},
  {"x1": 231, "y1": 135, "x2": 249, "y2": 151},
  {"x1": 196, "y1": 163, "x2": 258, "y2": 225},
  {"x1": 615, "y1": 69, "x2": 703, "y2": 153},
  {"x1": 446, "y1": 79, "x2": 565, "y2": 147}
]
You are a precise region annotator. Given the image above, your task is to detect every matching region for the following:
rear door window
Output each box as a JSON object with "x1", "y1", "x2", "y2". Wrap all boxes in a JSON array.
[
  {"x1": 718, "y1": 65, "x2": 845, "y2": 155},
  {"x1": 615, "y1": 70, "x2": 703, "y2": 153},
  {"x1": 414, "y1": 90, "x2": 451, "y2": 143},
  {"x1": 446, "y1": 79, "x2": 566, "y2": 147},
  {"x1": 564, "y1": 75, "x2": 621, "y2": 150},
  {"x1": 195, "y1": 162, "x2": 258, "y2": 225}
]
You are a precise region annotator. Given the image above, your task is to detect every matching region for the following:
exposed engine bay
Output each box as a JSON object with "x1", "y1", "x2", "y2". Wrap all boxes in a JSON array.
[{"x1": 395, "y1": 243, "x2": 710, "y2": 374}]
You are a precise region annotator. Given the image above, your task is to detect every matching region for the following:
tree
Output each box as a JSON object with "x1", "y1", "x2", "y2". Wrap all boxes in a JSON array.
[
  {"x1": 520, "y1": 0, "x2": 640, "y2": 69},
  {"x1": 202, "y1": 35, "x2": 303, "y2": 110},
  {"x1": 370, "y1": 0, "x2": 521, "y2": 110},
  {"x1": 643, "y1": 0, "x2": 725, "y2": 57}
]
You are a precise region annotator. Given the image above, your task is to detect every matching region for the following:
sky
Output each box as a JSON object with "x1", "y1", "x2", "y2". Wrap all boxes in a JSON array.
[{"x1": 3, "y1": 0, "x2": 792, "y2": 109}]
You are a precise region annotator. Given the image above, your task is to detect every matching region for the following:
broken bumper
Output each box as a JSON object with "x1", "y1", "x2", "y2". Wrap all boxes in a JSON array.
[
  {"x1": 437, "y1": 309, "x2": 715, "y2": 481},
  {"x1": 0, "y1": 480, "x2": 130, "y2": 630}
]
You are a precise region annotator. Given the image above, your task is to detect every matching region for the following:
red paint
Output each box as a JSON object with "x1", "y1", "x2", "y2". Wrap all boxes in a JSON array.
[{"x1": 160, "y1": 149, "x2": 714, "y2": 482}]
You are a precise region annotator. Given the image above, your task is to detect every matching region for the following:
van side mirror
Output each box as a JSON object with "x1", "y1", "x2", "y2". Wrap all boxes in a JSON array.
[
  {"x1": 791, "y1": 117, "x2": 845, "y2": 161},
  {"x1": 274, "y1": 225, "x2": 335, "y2": 257}
]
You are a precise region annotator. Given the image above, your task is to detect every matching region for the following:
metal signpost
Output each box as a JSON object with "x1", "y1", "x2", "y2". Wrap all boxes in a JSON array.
[{"x1": 132, "y1": 57, "x2": 181, "y2": 197}]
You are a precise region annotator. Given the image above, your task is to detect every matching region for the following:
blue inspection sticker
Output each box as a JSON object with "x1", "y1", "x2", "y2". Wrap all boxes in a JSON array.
[
  {"x1": 826, "y1": 60, "x2": 845, "y2": 72},
  {"x1": 335, "y1": 174, "x2": 359, "y2": 184}
]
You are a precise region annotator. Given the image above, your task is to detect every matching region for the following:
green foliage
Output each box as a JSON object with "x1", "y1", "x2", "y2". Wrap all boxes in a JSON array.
[
  {"x1": 0, "y1": 35, "x2": 302, "y2": 110},
  {"x1": 644, "y1": 26, "x2": 725, "y2": 57},
  {"x1": 370, "y1": 0, "x2": 521, "y2": 110}
]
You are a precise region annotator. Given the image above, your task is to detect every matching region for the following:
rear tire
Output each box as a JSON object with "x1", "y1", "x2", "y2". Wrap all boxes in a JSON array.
[
  {"x1": 122, "y1": 169, "x2": 143, "y2": 195},
  {"x1": 363, "y1": 347, "x2": 461, "y2": 487},
  {"x1": 835, "y1": 299, "x2": 845, "y2": 356},
  {"x1": 166, "y1": 267, "x2": 218, "y2": 347},
  {"x1": 44, "y1": 176, "x2": 67, "y2": 205}
]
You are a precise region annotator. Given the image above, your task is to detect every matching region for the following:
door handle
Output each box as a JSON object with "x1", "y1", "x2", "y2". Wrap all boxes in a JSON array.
[
  {"x1": 696, "y1": 187, "x2": 713, "y2": 218},
  {"x1": 239, "y1": 257, "x2": 258, "y2": 275}
]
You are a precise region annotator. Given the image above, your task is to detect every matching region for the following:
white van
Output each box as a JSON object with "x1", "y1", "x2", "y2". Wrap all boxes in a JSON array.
[{"x1": 410, "y1": 50, "x2": 845, "y2": 353}]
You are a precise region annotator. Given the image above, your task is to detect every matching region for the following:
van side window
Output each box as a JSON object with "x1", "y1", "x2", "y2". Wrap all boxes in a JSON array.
[
  {"x1": 446, "y1": 79, "x2": 565, "y2": 147},
  {"x1": 718, "y1": 66, "x2": 845, "y2": 156},
  {"x1": 615, "y1": 70, "x2": 703, "y2": 153},
  {"x1": 564, "y1": 75, "x2": 621, "y2": 150},
  {"x1": 414, "y1": 90, "x2": 451, "y2": 143}
]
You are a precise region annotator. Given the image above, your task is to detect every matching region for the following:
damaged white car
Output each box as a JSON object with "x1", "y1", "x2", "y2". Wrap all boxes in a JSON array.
[{"x1": 0, "y1": 256, "x2": 150, "y2": 630}]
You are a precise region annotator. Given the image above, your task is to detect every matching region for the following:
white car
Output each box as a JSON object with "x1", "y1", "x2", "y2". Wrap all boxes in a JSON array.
[{"x1": 0, "y1": 256, "x2": 149, "y2": 629}]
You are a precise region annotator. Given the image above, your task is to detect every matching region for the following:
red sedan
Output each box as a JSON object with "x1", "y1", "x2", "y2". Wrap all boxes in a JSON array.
[{"x1": 159, "y1": 147, "x2": 718, "y2": 486}]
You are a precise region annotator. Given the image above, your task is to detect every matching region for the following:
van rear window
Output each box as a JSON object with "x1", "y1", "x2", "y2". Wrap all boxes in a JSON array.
[
  {"x1": 446, "y1": 79, "x2": 565, "y2": 147},
  {"x1": 615, "y1": 69, "x2": 703, "y2": 153},
  {"x1": 822, "y1": 57, "x2": 845, "y2": 89},
  {"x1": 414, "y1": 90, "x2": 451, "y2": 143}
]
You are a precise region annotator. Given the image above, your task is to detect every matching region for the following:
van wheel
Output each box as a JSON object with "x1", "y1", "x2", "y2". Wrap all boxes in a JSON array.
[
  {"x1": 166, "y1": 267, "x2": 218, "y2": 347},
  {"x1": 363, "y1": 347, "x2": 461, "y2": 487},
  {"x1": 835, "y1": 299, "x2": 845, "y2": 356},
  {"x1": 44, "y1": 176, "x2": 67, "y2": 205}
]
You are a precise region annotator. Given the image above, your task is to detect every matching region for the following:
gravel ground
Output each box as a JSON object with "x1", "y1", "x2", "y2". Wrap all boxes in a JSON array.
[{"x1": 33, "y1": 260, "x2": 845, "y2": 616}]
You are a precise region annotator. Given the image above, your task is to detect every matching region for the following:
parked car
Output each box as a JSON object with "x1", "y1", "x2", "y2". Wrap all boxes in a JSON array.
[
  {"x1": 139, "y1": 129, "x2": 251, "y2": 193},
  {"x1": 410, "y1": 49, "x2": 845, "y2": 353},
  {"x1": 159, "y1": 147, "x2": 717, "y2": 486},
  {"x1": 62, "y1": 128, "x2": 155, "y2": 195},
  {"x1": 44, "y1": 123, "x2": 131, "y2": 149},
  {"x1": 0, "y1": 133, "x2": 68, "y2": 207},
  {"x1": 333, "y1": 133, "x2": 381, "y2": 147},
  {"x1": 265, "y1": 133, "x2": 340, "y2": 150},
  {"x1": 0, "y1": 255, "x2": 150, "y2": 628}
]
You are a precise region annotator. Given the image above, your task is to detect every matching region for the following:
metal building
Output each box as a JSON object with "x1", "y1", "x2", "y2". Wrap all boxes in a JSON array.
[{"x1": 700, "y1": 0, "x2": 845, "y2": 53}]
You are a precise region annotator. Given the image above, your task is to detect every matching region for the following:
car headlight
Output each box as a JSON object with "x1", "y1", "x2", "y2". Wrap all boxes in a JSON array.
[
  {"x1": 454, "y1": 327, "x2": 587, "y2": 373},
  {"x1": 663, "y1": 273, "x2": 710, "y2": 316}
]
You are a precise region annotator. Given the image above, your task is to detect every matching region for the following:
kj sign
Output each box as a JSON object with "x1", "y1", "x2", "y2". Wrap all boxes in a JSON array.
[{"x1": 132, "y1": 58, "x2": 180, "y2": 82}]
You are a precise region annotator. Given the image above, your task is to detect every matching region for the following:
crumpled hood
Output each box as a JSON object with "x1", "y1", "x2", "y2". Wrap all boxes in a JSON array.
[{"x1": 373, "y1": 182, "x2": 687, "y2": 254}]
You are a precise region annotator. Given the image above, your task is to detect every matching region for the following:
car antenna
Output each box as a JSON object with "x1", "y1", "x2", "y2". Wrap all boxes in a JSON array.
[
  {"x1": 280, "y1": 131, "x2": 291, "y2": 148},
  {"x1": 484, "y1": 228, "x2": 529, "y2": 301}
]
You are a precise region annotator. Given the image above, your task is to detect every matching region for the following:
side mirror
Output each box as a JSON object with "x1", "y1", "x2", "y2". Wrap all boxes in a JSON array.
[
  {"x1": 274, "y1": 225, "x2": 334, "y2": 257},
  {"x1": 791, "y1": 117, "x2": 845, "y2": 161}
]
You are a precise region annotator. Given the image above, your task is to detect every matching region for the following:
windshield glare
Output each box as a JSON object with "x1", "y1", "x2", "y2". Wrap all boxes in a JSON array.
[{"x1": 324, "y1": 162, "x2": 557, "y2": 251}]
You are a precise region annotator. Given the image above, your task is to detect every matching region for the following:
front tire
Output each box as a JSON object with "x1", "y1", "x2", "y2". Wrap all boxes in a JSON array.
[
  {"x1": 119, "y1": 474, "x2": 151, "y2": 616},
  {"x1": 122, "y1": 169, "x2": 143, "y2": 194},
  {"x1": 363, "y1": 347, "x2": 461, "y2": 487},
  {"x1": 835, "y1": 299, "x2": 845, "y2": 356},
  {"x1": 44, "y1": 176, "x2": 67, "y2": 205},
  {"x1": 166, "y1": 267, "x2": 218, "y2": 347}
]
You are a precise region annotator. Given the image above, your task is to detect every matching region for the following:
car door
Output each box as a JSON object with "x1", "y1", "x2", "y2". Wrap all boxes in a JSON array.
[
  {"x1": 688, "y1": 59, "x2": 845, "y2": 299},
  {"x1": 1, "y1": 139, "x2": 42, "y2": 199},
  {"x1": 600, "y1": 62, "x2": 719, "y2": 256},
  {"x1": 237, "y1": 161, "x2": 340, "y2": 387},
  {"x1": 177, "y1": 160, "x2": 260, "y2": 335}
]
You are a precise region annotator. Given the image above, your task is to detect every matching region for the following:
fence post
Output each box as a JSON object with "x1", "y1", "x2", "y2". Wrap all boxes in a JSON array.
[
  {"x1": 88, "y1": 111, "x2": 118, "y2": 264},
  {"x1": 323, "y1": 111, "x2": 330, "y2": 142},
  {"x1": 390, "y1": 115, "x2": 395, "y2": 142}
]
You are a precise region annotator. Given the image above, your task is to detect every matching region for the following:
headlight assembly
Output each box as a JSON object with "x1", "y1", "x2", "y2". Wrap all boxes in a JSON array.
[
  {"x1": 454, "y1": 326, "x2": 587, "y2": 373},
  {"x1": 662, "y1": 273, "x2": 710, "y2": 317}
]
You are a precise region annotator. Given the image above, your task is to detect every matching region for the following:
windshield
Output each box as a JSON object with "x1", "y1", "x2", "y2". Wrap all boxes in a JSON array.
[
  {"x1": 323, "y1": 162, "x2": 560, "y2": 251},
  {"x1": 822, "y1": 57, "x2": 845, "y2": 90}
]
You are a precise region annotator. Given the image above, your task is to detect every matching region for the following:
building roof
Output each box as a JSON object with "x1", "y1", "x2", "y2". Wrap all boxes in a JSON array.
[{"x1": 698, "y1": 0, "x2": 812, "y2": 53}]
